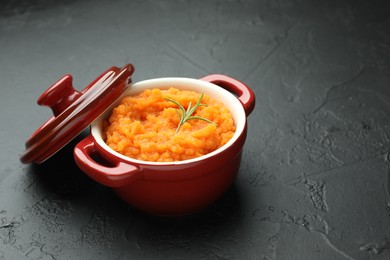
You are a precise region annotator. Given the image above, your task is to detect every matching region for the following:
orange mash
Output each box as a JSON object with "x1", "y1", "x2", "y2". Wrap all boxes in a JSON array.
[{"x1": 104, "y1": 88, "x2": 235, "y2": 162}]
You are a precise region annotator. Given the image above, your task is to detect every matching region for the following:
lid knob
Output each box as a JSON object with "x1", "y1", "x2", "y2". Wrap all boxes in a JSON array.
[{"x1": 37, "y1": 75, "x2": 82, "y2": 117}]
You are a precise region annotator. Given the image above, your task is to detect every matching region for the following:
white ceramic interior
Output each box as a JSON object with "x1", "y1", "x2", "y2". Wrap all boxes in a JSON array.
[{"x1": 91, "y1": 77, "x2": 247, "y2": 165}]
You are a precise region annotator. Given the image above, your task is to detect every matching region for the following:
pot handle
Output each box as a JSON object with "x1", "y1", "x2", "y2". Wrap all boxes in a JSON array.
[
  {"x1": 200, "y1": 74, "x2": 255, "y2": 116},
  {"x1": 74, "y1": 135, "x2": 140, "y2": 188}
]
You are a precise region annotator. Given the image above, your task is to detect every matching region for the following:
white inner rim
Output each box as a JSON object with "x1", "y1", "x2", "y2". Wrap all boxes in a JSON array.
[{"x1": 91, "y1": 77, "x2": 246, "y2": 165}]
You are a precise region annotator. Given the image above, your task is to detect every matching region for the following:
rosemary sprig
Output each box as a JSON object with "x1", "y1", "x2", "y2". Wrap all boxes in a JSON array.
[{"x1": 165, "y1": 93, "x2": 216, "y2": 133}]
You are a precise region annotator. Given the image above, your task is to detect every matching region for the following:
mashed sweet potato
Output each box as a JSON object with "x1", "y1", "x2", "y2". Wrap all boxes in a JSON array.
[{"x1": 104, "y1": 88, "x2": 235, "y2": 162}]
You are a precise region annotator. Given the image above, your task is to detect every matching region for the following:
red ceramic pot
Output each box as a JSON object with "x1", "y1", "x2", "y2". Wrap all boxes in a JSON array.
[{"x1": 74, "y1": 75, "x2": 255, "y2": 216}]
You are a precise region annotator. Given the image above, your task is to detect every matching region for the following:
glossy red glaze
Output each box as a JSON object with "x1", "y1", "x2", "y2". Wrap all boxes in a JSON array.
[
  {"x1": 37, "y1": 75, "x2": 82, "y2": 117},
  {"x1": 75, "y1": 130, "x2": 245, "y2": 216},
  {"x1": 20, "y1": 64, "x2": 135, "y2": 164},
  {"x1": 200, "y1": 74, "x2": 256, "y2": 116},
  {"x1": 73, "y1": 74, "x2": 255, "y2": 216},
  {"x1": 74, "y1": 135, "x2": 140, "y2": 188}
]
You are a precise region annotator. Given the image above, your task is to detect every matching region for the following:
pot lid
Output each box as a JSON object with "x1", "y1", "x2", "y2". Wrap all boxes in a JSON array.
[{"x1": 20, "y1": 64, "x2": 135, "y2": 164}]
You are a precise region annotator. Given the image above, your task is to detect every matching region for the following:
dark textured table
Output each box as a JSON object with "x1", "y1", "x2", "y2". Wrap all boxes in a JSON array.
[{"x1": 1, "y1": 0, "x2": 390, "y2": 259}]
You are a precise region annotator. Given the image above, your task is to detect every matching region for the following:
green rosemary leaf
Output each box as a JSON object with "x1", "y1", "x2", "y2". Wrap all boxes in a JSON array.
[
  {"x1": 164, "y1": 93, "x2": 216, "y2": 133},
  {"x1": 187, "y1": 116, "x2": 216, "y2": 125}
]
